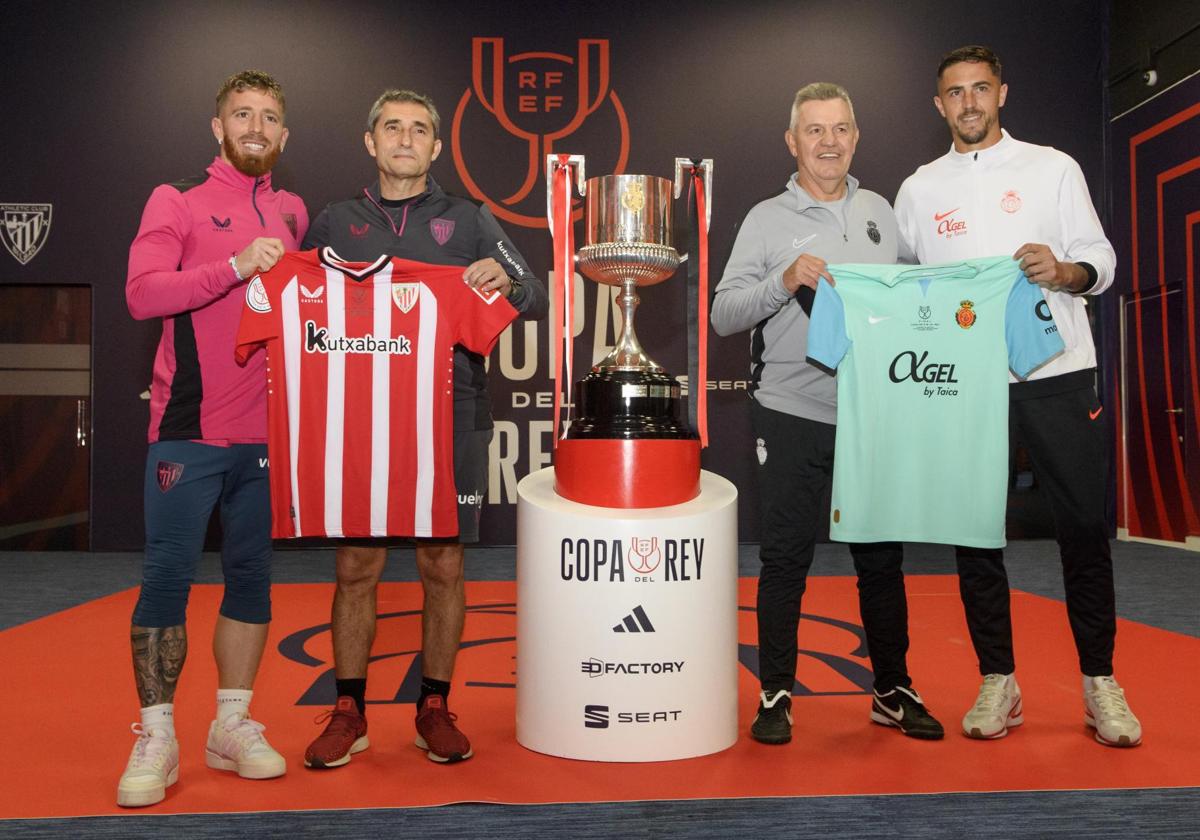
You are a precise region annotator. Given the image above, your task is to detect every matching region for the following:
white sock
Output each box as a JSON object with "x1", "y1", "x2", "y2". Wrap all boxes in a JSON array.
[
  {"x1": 140, "y1": 703, "x2": 175, "y2": 738},
  {"x1": 216, "y1": 689, "x2": 253, "y2": 722}
]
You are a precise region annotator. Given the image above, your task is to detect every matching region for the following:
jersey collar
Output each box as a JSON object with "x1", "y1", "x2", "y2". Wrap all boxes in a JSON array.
[
  {"x1": 206, "y1": 156, "x2": 272, "y2": 191},
  {"x1": 787, "y1": 172, "x2": 859, "y2": 212},
  {"x1": 946, "y1": 128, "x2": 1016, "y2": 164},
  {"x1": 320, "y1": 247, "x2": 391, "y2": 281}
]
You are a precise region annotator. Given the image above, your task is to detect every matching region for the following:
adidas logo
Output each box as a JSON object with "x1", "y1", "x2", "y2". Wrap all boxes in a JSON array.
[{"x1": 612, "y1": 605, "x2": 655, "y2": 633}]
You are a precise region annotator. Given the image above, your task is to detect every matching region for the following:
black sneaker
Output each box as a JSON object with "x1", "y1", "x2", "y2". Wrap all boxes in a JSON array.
[
  {"x1": 870, "y1": 686, "x2": 945, "y2": 740},
  {"x1": 750, "y1": 690, "x2": 793, "y2": 744}
]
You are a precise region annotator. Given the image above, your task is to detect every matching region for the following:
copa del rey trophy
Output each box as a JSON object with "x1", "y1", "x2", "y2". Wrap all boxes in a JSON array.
[{"x1": 546, "y1": 154, "x2": 712, "y2": 508}]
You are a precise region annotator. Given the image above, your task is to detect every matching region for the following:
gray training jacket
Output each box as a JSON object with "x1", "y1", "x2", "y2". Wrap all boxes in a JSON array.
[{"x1": 711, "y1": 173, "x2": 912, "y2": 425}]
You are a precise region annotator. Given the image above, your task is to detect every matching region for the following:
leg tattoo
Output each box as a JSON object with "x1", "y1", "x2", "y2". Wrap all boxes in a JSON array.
[{"x1": 131, "y1": 624, "x2": 188, "y2": 707}]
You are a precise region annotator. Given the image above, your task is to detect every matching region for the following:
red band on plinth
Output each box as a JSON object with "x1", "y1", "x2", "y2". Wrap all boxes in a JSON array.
[{"x1": 554, "y1": 439, "x2": 701, "y2": 508}]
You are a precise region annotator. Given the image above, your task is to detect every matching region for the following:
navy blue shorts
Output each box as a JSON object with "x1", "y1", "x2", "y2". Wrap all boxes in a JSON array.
[{"x1": 132, "y1": 441, "x2": 272, "y2": 627}]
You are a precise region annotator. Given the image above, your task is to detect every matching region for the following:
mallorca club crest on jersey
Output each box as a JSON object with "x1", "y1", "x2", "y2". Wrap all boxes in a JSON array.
[
  {"x1": 866, "y1": 220, "x2": 881, "y2": 244},
  {"x1": 1000, "y1": 190, "x2": 1022, "y2": 214},
  {"x1": 1, "y1": 204, "x2": 52, "y2": 265},
  {"x1": 392, "y1": 283, "x2": 420, "y2": 313},
  {"x1": 451, "y1": 37, "x2": 631, "y2": 228},
  {"x1": 430, "y1": 218, "x2": 455, "y2": 245},
  {"x1": 956, "y1": 300, "x2": 976, "y2": 329}
]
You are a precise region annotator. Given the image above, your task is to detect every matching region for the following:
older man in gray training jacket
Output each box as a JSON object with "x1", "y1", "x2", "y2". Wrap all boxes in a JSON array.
[{"x1": 712, "y1": 82, "x2": 942, "y2": 745}]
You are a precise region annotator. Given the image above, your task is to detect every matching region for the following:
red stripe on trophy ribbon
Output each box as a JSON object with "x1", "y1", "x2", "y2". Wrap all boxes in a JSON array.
[
  {"x1": 693, "y1": 167, "x2": 710, "y2": 447},
  {"x1": 551, "y1": 154, "x2": 575, "y2": 447}
]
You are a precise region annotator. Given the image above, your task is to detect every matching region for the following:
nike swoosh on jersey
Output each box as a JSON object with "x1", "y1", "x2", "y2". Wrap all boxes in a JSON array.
[
  {"x1": 793, "y1": 233, "x2": 817, "y2": 250},
  {"x1": 867, "y1": 315, "x2": 892, "y2": 325},
  {"x1": 933, "y1": 208, "x2": 959, "y2": 222}
]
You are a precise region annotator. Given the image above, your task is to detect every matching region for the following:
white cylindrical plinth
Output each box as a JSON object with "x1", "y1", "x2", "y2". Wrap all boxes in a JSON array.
[{"x1": 516, "y1": 467, "x2": 738, "y2": 761}]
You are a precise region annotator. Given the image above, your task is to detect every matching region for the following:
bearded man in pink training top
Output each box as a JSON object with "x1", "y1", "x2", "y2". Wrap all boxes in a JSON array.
[{"x1": 117, "y1": 69, "x2": 308, "y2": 807}]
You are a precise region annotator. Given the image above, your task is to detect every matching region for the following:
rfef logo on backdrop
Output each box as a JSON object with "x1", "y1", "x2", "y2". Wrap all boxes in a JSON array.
[
  {"x1": 451, "y1": 37, "x2": 631, "y2": 228},
  {"x1": 1, "y1": 204, "x2": 52, "y2": 265}
]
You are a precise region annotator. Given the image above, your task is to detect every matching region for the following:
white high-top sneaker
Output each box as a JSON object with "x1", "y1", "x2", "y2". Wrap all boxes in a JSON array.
[
  {"x1": 117, "y1": 723, "x2": 180, "y2": 807},
  {"x1": 961, "y1": 673, "x2": 1023, "y2": 739}
]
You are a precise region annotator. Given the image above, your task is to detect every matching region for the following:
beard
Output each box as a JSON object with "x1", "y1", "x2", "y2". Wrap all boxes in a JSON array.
[
  {"x1": 954, "y1": 110, "x2": 993, "y2": 145},
  {"x1": 223, "y1": 133, "x2": 282, "y2": 177}
]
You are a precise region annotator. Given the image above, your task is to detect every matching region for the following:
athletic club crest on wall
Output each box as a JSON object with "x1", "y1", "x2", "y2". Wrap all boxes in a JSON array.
[
  {"x1": 1, "y1": 203, "x2": 52, "y2": 265},
  {"x1": 430, "y1": 218, "x2": 455, "y2": 245}
]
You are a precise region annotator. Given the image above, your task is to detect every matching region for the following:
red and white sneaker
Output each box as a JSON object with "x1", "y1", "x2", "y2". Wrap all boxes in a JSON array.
[
  {"x1": 415, "y1": 695, "x2": 473, "y2": 763},
  {"x1": 205, "y1": 713, "x2": 286, "y2": 779},
  {"x1": 1084, "y1": 675, "x2": 1142, "y2": 747},
  {"x1": 962, "y1": 673, "x2": 1023, "y2": 739},
  {"x1": 304, "y1": 696, "x2": 369, "y2": 769},
  {"x1": 117, "y1": 723, "x2": 179, "y2": 807}
]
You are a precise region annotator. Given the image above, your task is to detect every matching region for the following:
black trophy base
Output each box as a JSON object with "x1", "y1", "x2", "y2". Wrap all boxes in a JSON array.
[{"x1": 566, "y1": 368, "x2": 697, "y2": 440}]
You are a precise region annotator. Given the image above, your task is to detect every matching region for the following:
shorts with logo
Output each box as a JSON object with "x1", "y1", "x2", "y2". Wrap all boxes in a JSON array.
[
  {"x1": 133, "y1": 440, "x2": 272, "y2": 627},
  {"x1": 340, "y1": 427, "x2": 493, "y2": 547}
]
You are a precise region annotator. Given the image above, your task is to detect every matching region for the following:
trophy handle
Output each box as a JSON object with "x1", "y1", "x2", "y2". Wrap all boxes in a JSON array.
[
  {"x1": 673, "y1": 158, "x2": 713, "y2": 229},
  {"x1": 545, "y1": 154, "x2": 587, "y2": 234}
]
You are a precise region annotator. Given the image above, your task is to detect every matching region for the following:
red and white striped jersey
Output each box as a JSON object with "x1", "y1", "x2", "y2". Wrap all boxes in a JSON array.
[{"x1": 235, "y1": 247, "x2": 517, "y2": 538}]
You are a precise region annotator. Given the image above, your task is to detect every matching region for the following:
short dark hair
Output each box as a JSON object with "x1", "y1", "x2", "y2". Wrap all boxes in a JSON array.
[
  {"x1": 366, "y1": 89, "x2": 441, "y2": 137},
  {"x1": 937, "y1": 45, "x2": 1002, "y2": 81},
  {"x1": 216, "y1": 70, "x2": 286, "y2": 116}
]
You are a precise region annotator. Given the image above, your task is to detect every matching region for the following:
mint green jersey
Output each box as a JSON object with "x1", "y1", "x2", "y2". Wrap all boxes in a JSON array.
[{"x1": 806, "y1": 256, "x2": 1064, "y2": 548}]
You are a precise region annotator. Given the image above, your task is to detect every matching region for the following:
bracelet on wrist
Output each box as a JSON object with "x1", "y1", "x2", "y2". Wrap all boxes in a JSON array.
[{"x1": 229, "y1": 256, "x2": 246, "y2": 282}]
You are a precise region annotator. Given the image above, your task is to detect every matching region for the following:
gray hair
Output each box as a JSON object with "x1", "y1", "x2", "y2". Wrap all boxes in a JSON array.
[
  {"x1": 789, "y1": 82, "x2": 856, "y2": 130},
  {"x1": 365, "y1": 89, "x2": 441, "y2": 137}
]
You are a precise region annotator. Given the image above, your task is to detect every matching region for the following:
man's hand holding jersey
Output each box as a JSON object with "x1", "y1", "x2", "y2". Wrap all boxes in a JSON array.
[
  {"x1": 1014, "y1": 242, "x2": 1089, "y2": 293},
  {"x1": 782, "y1": 253, "x2": 835, "y2": 293},
  {"x1": 463, "y1": 257, "x2": 517, "y2": 298},
  {"x1": 234, "y1": 237, "x2": 287, "y2": 280}
]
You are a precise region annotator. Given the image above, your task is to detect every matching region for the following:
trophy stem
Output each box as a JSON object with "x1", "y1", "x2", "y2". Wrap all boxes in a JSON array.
[{"x1": 596, "y1": 278, "x2": 662, "y2": 371}]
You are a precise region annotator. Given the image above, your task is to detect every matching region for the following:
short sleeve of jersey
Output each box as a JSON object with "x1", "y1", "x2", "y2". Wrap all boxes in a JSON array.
[
  {"x1": 452, "y1": 279, "x2": 519, "y2": 357},
  {"x1": 234, "y1": 270, "x2": 281, "y2": 364},
  {"x1": 1005, "y1": 272, "x2": 1065, "y2": 378},
  {"x1": 805, "y1": 278, "x2": 850, "y2": 374}
]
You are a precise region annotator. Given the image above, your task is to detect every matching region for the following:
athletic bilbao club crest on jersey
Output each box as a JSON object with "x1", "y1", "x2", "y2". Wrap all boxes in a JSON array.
[
  {"x1": 246, "y1": 277, "x2": 271, "y2": 313},
  {"x1": 452, "y1": 37, "x2": 630, "y2": 228},
  {"x1": 1000, "y1": 190, "x2": 1022, "y2": 214},
  {"x1": 392, "y1": 283, "x2": 420, "y2": 313},
  {"x1": 1, "y1": 203, "x2": 52, "y2": 265},
  {"x1": 156, "y1": 461, "x2": 184, "y2": 492},
  {"x1": 956, "y1": 300, "x2": 976, "y2": 329},
  {"x1": 430, "y1": 218, "x2": 455, "y2": 245},
  {"x1": 282, "y1": 213, "x2": 298, "y2": 238}
]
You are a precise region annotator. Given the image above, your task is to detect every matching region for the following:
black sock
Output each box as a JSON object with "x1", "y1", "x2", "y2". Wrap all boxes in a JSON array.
[
  {"x1": 418, "y1": 676, "x2": 451, "y2": 708},
  {"x1": 335, "y1": 678, "x2": 367, "y2": 716}
]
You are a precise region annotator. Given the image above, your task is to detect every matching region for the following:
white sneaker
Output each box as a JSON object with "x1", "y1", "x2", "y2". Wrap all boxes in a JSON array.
[
  {"x1": 1084, "y1": 675, "x2": 1142, "y2": 747},
  {"x1": 962, "y1": 673, "x2": 1023, "y2": 739},
  {"x1": 205, "y1": 713, "x2": 287, "y2": 779},
  {"x1": 117, "y1": 724, "x2": 180, "y2": 807}
]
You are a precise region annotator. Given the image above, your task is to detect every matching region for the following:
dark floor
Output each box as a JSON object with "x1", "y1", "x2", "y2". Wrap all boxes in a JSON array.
[{"x1": 2, "y1": 540, "x2": 1197, "y2": 838}]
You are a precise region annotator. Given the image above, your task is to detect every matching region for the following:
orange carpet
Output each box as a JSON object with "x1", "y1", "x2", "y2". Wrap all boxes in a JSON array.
[{"x1": 0, "y1": 577, "x2": 1195, "y2": 818}]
